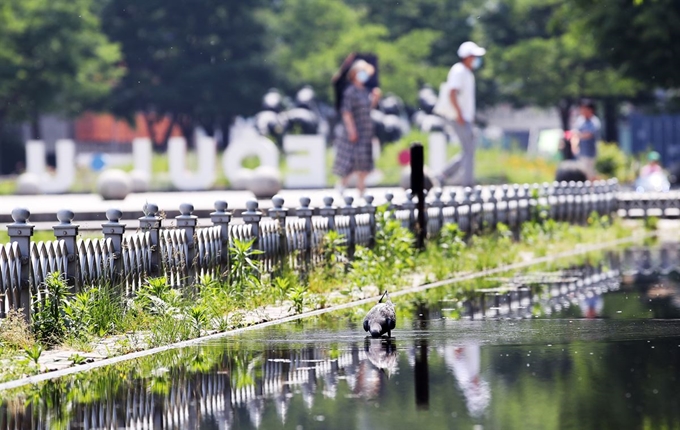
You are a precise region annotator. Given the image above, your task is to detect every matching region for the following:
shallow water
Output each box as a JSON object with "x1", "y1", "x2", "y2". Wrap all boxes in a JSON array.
[{"x1": 2, "y1": 249, "x2": 680, "y2": 430}]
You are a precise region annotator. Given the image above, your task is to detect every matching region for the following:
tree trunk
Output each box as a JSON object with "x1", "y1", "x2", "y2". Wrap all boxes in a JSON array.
[{"x1": 602, "y1": 97, "x2": 619, "y2": 143}]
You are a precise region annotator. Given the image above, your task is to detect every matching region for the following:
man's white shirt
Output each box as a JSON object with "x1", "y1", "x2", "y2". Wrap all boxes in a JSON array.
[{"x1": 446, "y1": 62, "x2": 476, "y2": 123}]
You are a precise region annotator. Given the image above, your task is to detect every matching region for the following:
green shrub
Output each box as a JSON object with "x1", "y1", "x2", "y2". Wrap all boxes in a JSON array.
[
  {"x1": 32, "y1": 272, "x2": 72, "y2": 345},
  {"x1": 596, "y1": 142, "x2": 632, "y2": 181}
]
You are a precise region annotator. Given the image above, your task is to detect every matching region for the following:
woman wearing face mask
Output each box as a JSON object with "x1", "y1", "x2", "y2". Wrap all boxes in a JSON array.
[{"x1": 333, "y1": 59, "x2": 381, "y2": 197}]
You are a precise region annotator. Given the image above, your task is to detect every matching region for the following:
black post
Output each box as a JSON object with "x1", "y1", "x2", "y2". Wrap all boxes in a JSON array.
[{"x1": 410, "y1": 143, "x2": 426, "y2": 250}]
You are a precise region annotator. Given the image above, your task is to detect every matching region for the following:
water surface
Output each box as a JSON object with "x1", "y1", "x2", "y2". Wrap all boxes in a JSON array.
[{"x1": 2, "y1": 249, "x2": 680, "y2": 430}]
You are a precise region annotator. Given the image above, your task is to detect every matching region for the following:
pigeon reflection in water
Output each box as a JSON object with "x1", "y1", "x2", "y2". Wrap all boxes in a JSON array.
[
  {"x1": 363, "y1": 291, "x2": 396, "y2": 338},
  {"x1": 355, "y1": 340, "x2": 398, "y2": 399}
]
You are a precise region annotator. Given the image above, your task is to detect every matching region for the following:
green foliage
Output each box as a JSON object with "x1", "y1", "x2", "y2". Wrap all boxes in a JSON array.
[
  {"x1": 228, "y1": 238, "x2": 264, "y2": 297},
  {"x1": 288, "y1": 285, "x2": 308, "y2": 314},
  {"x1": 101, "y1": 0, "x2": 274, "y2": 148},
  {"x1": 264, "y1": 0, "x2": 447, "y2": 105},
  {"x1": 644, "y1": 216, "x2": 659, "y2": 231},
  {"x1": 133, "y1": 277, "x2": 182, "y2": 316},
  {"x1": 68, "y1": 353, "x2": 87, "y2": 366},
  {"x1": 23, "y1": 344, "x2": 43, "y2": 366},
  {"x1": 320, "y1": 230, "x2": 348, "y2": 278},
  {"x1": 64, "y1": 282, "x2": 124, "y2": 338},
  {"x1": 596, "y1": 142, "x2": 634, "y2": 182},
  {"x1": 188, "y1": 305, "x2": 208, "y2": 338},
  {"x1": 32, "y1": 273, "x2": 72, "y2": 345},
  {"x1": 474, "y1": 0, "x2": 642, "y2": 128},
  {"x1": 350, "y1": 206, "x2": 415, "y2": 289},
  {"x1": 0, "y1": 309, "x2": 34, "y2": 351},
  {"x1": 0, "y1": 0, "x2": 121, "y2": 126},
  {"x1": 570, "y1": 0, "x2": 680, "y2": 89},
  {"x1": 438, "y1": 223, "x2": 467, "y2": 261}
]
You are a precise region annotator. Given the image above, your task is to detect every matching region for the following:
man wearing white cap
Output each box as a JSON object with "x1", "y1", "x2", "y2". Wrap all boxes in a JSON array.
[{"x1": 435, "y1": 41, "x2": 486, "y2": 187}]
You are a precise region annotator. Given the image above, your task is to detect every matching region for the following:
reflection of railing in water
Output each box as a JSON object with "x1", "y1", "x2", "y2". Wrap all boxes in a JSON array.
[
  {"x1": 460, "y1": 260, "x2": 622, "y2": 320},
  {"x1": 0, "y1": 346, "x2": 377, "y2": 430},
  {"x1": 621, "y1": 243, "x2": 680, "y2": 276}
]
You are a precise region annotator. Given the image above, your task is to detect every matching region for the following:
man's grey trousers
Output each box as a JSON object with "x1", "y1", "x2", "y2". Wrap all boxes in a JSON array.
[{"x1": 441, "y1": 121, "x2": 475, "y2": 187}]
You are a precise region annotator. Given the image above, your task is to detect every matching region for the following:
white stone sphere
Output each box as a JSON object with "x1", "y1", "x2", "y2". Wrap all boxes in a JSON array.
[
  {"x1": 230, "y1": 168, "x2": 254, "y2": 190},
  {"x1": 96, "y1": 169, "x2": 132, "y2": 200},
  {"x1": 15, "y1": 173, "x2": 41, "y2": 195},
  {"x1": 129, "y1": 169, "x2": 150, "y2": 193},
  {"x1": 247, "y1": 166, "x2": 282, "y2": 199}
]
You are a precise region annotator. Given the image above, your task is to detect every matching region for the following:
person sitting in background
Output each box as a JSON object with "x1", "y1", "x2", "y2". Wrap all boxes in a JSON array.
[{"x1": 640, "y1": 151, "x2": 663, "y2": 178}]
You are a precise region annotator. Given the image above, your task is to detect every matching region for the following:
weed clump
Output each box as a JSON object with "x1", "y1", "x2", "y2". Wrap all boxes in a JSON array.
[{"x1": 0, "y1": 309, "x2": 34, "y2": 351}]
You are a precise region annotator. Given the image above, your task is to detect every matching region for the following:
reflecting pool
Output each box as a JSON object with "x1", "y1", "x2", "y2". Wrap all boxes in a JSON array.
[{"x1": 2, "y1": 246, "x2": 680, "y2": 430}]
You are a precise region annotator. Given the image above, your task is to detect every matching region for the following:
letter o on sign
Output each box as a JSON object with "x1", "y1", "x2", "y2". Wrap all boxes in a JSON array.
[{"x1": 222, "y1": 135, "x2": 280, "y2": 183}]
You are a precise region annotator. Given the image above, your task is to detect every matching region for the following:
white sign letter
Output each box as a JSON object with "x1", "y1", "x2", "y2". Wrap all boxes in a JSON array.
[
  {"x1": 168, "y1": 136, "x2": 217, "y2": 191},
  {"x1": 223, "y1": 133, "x2": 280, "y2": 183},
  {"x1": 283, "y1": 135, "x2": 326, "y2": 188},
  {"x1": 26, "y1": 139, "x2": 76, "y2": 193}
]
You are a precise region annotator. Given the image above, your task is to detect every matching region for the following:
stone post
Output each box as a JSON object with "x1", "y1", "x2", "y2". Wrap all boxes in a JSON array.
[
  {"x1": 385, "y1": 192, "x2": 396, "y2": 219},
  {"x1": 242, "y1": 200, "x2": 263, "y2": 252},
  {"x1": 462, "y1": 187, "x2": 472, "y2": 236},
  {"x1": 448, "y1": 190, "x2": 459, "y2": 225},
  {"x1": 53, "y1": 209, "x2": 80, "y2": 292},
  {"x1": 269, "y1": 195, "x2": 289, "y2": 272},
  {"x1": 403, "y1": 190, "x2": 417, "y2": 233},
  {"x1": 210, "y1": 200, "x2": 232, "y2": 275},
  {"x1": 8, "y1": 208, "x2": 34, "y2": 322},
  {"x1": 296, "y1": 197, "x2": 314, "y2": 270},
  {"x1": 488, "y1": 185, "x2": 498, "y2": 229},
  {"x1": 139, "y1": 203, "x2": 162, "y2": 277},
  {"x1": 319, "y1": 196, "x2": 336, "y2": 231},
  {"x1": 102, "y1": 208, "x2": 126, "y2": 281},
  {"x1": 431, "y1": 188, "x2": 445, "y2": 236},
  {"x1": 341, "y1": 196, "x2": 357, "y2": 260},
  {"x1": 176, "y1": 203, "x2": 198, "y2": 278},
  {"x1": 364, "y1": 195, "x2": 377, "y2": 248}
]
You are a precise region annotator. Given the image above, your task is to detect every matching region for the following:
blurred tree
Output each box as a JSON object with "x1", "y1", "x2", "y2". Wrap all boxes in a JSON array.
[
  {"x1": 345, "y1": 0, "x2": 501, "y2": 109},
  {"x1": 570, "y1": 0, "x2": 680, "y2": 90},
  {"x1": 0, "y1": 0, "x2": 121, "y2": 139},
  {"x1": 264, "y1": 0, "x2": 448, "y2": 106},
  {"x1": 102, "y1": 0, "x2": 274, "y2": 150},
  {"x1": 473, "y1": 0, "x2": 643, "y2": 134}
]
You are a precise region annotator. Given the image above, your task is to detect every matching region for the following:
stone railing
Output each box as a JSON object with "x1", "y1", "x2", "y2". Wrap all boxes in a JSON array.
[{"x1": 0, "y1": 180, "x2": 620, "y2": 321}]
